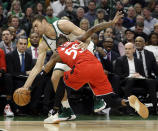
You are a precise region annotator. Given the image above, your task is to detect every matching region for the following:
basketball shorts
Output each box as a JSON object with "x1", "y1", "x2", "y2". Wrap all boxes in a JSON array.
[
  {"x1": 63, "y1": 61, "x2": 113, "y2": 96},
  {"x1": 54, "y1": 63, "x2": 71, "y2": 71}
]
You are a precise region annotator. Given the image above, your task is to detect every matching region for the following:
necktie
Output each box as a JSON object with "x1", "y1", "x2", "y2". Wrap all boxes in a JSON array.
[
  {"x1": 21, "y1": 54, "x2": 25, "y2": 72},
  {"x1": 139, "y1": 51, "x2": 142, "y2": 60},
  {"x1": 107, "y1": 52, "x2": 111, "y2": 61},
  {"x1": 34, "y1": 48, "x2": 38, "y2": 58}
]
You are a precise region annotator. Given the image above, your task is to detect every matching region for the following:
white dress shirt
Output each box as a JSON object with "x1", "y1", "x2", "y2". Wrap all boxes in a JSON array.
[
  {"x1": 31, "y1": 46, "x2": 38, "y2": 59},
  {"x1": 17, "y1": 50, "x2": 25, "y2": 66},
  {"x1": 127, "y1": 58, "x2": 135, "y2": 77},
  {"x1": 144, "y1": 45, "x2": 158, "y2": 63},
  {"x1": 136, "y1": 50, "x2": 148, "y2": 77}
]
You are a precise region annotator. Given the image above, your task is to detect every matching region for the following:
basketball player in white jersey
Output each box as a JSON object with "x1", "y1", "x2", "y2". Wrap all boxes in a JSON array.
[{"x1": 22, "y1": 12, "x2": 123, "y2": 121}]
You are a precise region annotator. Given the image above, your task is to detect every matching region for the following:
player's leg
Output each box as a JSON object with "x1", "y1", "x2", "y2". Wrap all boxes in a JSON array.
[
  {"x1": 45, "y1": 64, "x2": 76, "y2": 123},
  {"x1": 90, "y1": 62, "x2": 149, "y2": 119},
  {"x1": 99, "y1": 93, "x2": 149, "y2": 119},
  {"x1": 44, "y1": 76, "x2": 76, "y2": 124},
  {"x1": 51, "y1": 69, "x2": 76, "y2": 120}
]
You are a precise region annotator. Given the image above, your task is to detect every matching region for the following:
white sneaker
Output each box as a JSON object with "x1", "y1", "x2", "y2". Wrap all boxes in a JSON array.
[
  {"x1": 44, "y1": 113, "x2": 60, "y2": 124},
  {"x1": 128, "y1": 95, "x2": 149, "y2": 119},
  {"x1": 4, "y1": 104, "x2": 14, "y2": 117}
]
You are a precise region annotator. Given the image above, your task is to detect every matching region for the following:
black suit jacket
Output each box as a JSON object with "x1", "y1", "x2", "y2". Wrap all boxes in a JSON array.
[
  {"x1": 99, "y1": 51, "x2": 119, "y2": 73},
  {"x1": 114, "y1": 55, "x2": 145, "y2": 78},
  {"x1": 134, "y1": 49, "x2": 158, "y2": 78},
  {"x1": 6, "y1": 49, "x2": 33, "y2": 76}
]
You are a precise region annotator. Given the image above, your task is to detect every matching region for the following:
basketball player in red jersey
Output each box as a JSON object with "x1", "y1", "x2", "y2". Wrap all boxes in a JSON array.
[{"x1": 41, "y1": 22, "x2": 149, "y2": 123}]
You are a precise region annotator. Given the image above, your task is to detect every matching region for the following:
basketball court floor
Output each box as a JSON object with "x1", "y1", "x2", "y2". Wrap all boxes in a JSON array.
[{"x1": 0, "y1": 114, "x2": 158, "y2": 131}]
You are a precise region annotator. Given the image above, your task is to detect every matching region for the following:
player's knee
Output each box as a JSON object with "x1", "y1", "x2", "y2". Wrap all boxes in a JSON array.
[{"x1": 51, "y1": 70, "x2": 64, "y2": 82}]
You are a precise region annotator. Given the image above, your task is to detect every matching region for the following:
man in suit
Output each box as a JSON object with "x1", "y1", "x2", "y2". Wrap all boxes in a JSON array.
[
  {"x1": 114, "y1": 42, "x2": 157, "y2": 115},
  {"x1": 97, "y1": 37, "x2": 120, "y2": 74},
  {"x1": 0, "y1": 29, "x2": 16, "y2": 54},
  {"x1": 134, "y1": 36, "x2": 158, "y2": 114},
  {"x1": 6, "y1": 36, "x2": 33, "y2": 115},
  {"x1": 96, "y1": 37, "x2": 120, "y2": 94},
  {"x1": 134, "y1": 36, "x2": 158, "y2": 79},
  {"x1": 26, "y1": 32, "x2": 40, "y2": 66}
]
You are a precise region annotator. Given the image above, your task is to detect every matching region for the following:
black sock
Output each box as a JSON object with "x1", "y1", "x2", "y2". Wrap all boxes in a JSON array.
[{"x1": 53, "y1": 77, "x2": 66, "y2": 111}]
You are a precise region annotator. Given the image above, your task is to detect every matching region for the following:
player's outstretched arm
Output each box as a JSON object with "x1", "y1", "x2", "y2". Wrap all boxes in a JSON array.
[
  {"x1": 44, "y1": 51, "x2": 62, "y2": 73},
  {"x1": 78, "y1": 11, "x2": 123, "y2": 42},
  {"x1": 58, "y1": 20, "x2": 85, "y2": 36},
  {"x1": 23, "y1": 40, "x2": 48, "y2": 89}
]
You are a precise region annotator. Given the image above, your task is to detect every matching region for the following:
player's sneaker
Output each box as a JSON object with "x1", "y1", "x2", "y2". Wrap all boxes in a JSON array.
[
  {"x1": 44, "y1": 113, "x2": 60, "y2": 124},
  {"x1": 44, "y1": 108, "x2": 76, "y2": 124},
  {"x1": 58, "y1": 107, "x2": 76, "y2": 121},
  {"x1": 94, "y1": 98, "x2": 106, "y2": 112},
  {"x1": 4, "y1": 104, "x2": 14, "y2": 117},
  {"x1": 128, "y1": 95, "x2": 149, "y2": 119}
]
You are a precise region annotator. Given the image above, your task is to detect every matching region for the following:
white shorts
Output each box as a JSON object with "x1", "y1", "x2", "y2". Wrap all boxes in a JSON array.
[
  {"x1": 54, "y1": 63, "x2": 71, "y2": 71},
  {"x1": 53, "y1": 41, "x2": 95, "y2": 72}
]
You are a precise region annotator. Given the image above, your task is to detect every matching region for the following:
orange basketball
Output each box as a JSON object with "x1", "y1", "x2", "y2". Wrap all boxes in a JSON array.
[{"x1": 13, "y1": 88, "x2": 31, "y2": 106}]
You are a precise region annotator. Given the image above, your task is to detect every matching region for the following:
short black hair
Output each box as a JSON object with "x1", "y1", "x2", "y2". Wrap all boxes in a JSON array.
[
  {"x1": 17, "y1": 35, "x2": 28, "y2": 44},
  {"x1": 32, "y1": 14, "x2": 46, "y2": 24},
  {"x1": 56, "y1": 35, "x2": 69, "y2": 46}
]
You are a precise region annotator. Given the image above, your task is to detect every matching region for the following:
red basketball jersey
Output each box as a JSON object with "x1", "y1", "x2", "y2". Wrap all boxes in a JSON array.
[{"x1": 57, "y1": 41, "x2": 99, "y2": 68}]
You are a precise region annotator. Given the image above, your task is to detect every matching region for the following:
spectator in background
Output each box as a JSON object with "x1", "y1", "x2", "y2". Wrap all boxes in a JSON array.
[
  {"x1": 84, "y1": 0, "x2": 97, "y2": 27},
  {"x1": 96, "y1": 0, "x2": 110, "y2": 18},
  {"x1": 134, "y1": 22, "x2": 148, "y2": 42},
  {"x1": 58, "y1": 0, "x2": 76, "y2": 23},
  {"x1": 45, "y1": 6, "x2": 59, "y2": 24},
  {"x1": 114, "y1": 42, "x2": 157, "y2": 115},
  {"x1": 111, "y1": 1, "x2": 124, "y2": 19},
  {"x1": 154, "y1": 23, "x2": 158, "y2": 35},
  {"x1": 6, "y1": 35, "x2": 33, "y2": 81},
  {"x1": 103, "y1": 27, "x2": 120, "y2": 54},
  {"x1": 114, "y1": 17, "x2": 126, "y2": 42},
  {"x1": 8, "y1": 26, "x2": 17, "y2": 46},
  {"x1": 0, "y1": 3, "x2": 8, "y2": 28},
  {"x1": 134, "y1": 36, "x2": 158, "y2": 114},
  {"x1": 22, "y1": 7, "x2": 34, "y2": 37},
  {"x1": 118, "y1": 29, "x2": 135, "y2": 56},
  {"x1": 79, "y1": 18, "x2": 90, "y2": 31},
  {"x1": 130, "y1": 15, "x2": 151, "y2": 36},
  {"x1": 7, "y1": 0, "x2": 25, "y2": 20},
  {"x1": 0, "y1": 48, "x2": 14, "y2": 117},
  {"x1": 145, "y1": 32, "x2": 158, "y2": 64},
  {"x1": 0, "y1": 29, "x2": 16, "y2": 54},
  {"x1": 96, "y1": 37, "x2": 119, "y2": 75},
  {"x1": 123, "y1": 6, "x2": 136, "y2": 29},
  {"x1": 34, "y1": 2, "x2": 45, "y2": 16},
  {"x1": 94, "y1": 9, "x2": 106, "y2": 26},
  {"x1": 152, "y1": 3, "x2": 158, "y2": 18},
  {"x1": 73, "y1": 7, "x2": 85, "y2": 26},
  {"x1": 9, "y1": 16, "x2": 26, "y2": 38},
  {"x1": 26, "y1": 32, "x2": 40, "y2": 66},
  {"x1": 50, "y1": 0, "x2": 65, "y2": 17},
  {"x1": 6, "y1": 36, "x2": 33, "y2": 115},
  {"x1": 0, "y1": 48, "x2": 6, "y2": 90},
  {"x1": 143, "y1": 7, "x2": 158, "y2": 32},
  {"x1": 134, "y1": 3, "x2": 142, "y2": 16}
]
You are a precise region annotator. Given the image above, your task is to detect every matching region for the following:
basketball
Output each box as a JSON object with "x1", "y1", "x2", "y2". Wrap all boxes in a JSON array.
[{"x1": 13, "y1": 88, "x2": 31, "y2": 106}]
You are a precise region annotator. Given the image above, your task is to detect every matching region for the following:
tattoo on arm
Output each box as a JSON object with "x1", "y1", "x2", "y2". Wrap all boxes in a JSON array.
[{"x1": 78, "y1": 21, "x2": 114, "y2": 42}]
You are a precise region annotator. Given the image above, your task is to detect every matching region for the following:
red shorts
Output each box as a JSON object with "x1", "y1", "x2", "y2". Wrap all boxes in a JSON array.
[{"x1": 63, "y1": 61, "x2": 113, "y2": 96}]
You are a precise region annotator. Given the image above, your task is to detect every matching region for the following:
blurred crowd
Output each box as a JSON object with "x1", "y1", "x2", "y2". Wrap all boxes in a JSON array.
[{"x1": 0, "y1": 0, "x2": 158, "y2": 117}]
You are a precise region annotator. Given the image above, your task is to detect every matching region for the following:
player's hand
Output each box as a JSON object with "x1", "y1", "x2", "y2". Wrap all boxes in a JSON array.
[
  {"x1": 112, "y1": 11, "x2": 124, "y2": 24},
  {"x1": 97, "y1": 47, "x2": 107, "y2": 57},
  {"x1": 77, "y1": 41, "x2": 88, "y2": 51}
]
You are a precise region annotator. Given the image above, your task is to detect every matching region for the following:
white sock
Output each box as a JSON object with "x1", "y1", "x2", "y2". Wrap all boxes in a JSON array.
[{"x1": 62, "y1": 100, "x2": 70, "y2": 108}]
